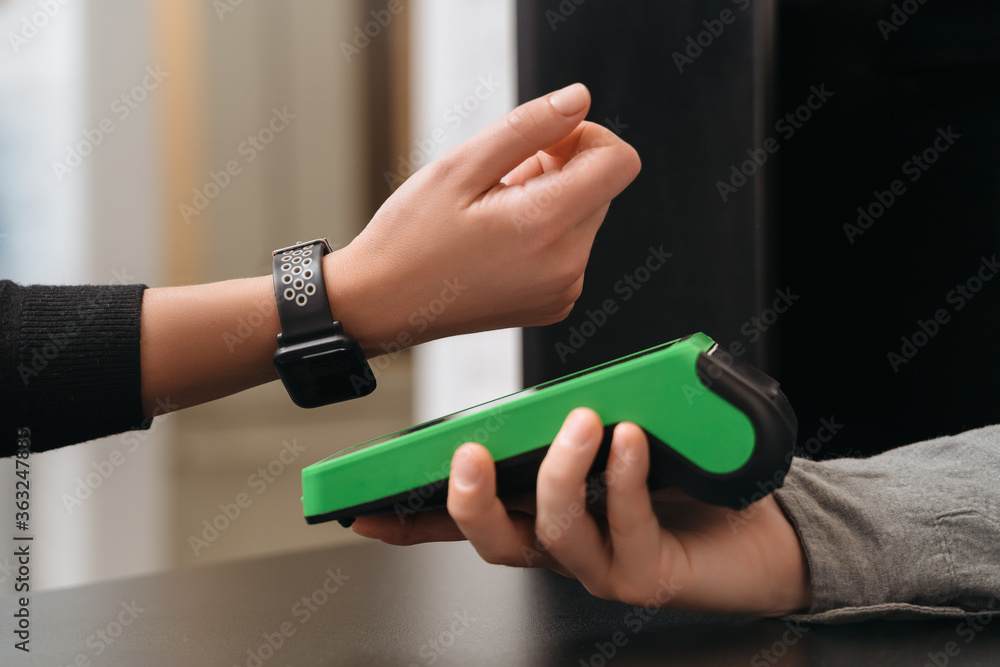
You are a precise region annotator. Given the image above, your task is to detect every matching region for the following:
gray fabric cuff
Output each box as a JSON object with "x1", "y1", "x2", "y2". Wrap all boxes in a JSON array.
[{"x1": 773, "y1": 425, "x2": 1000, "y2": 623}]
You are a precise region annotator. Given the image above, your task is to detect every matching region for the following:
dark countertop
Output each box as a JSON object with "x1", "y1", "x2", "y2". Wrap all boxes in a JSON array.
[{"x1": 4, "y1": 539, "x2": 1000, "y2": 666}]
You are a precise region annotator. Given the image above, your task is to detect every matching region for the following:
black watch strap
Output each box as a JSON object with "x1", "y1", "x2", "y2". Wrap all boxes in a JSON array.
[{"x1": 271, "y1": 239, "x2": 339, "y2": 345}]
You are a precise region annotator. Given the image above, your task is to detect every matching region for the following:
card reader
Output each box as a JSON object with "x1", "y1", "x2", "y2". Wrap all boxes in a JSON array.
[{"x1": 301, "y1": 332, "x2": 797, "y2": 526}]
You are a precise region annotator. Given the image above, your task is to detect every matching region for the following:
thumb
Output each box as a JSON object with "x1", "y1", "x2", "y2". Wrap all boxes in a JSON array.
[{"x1": 453, "y1": 83, "x2": 591, "y2": 193}]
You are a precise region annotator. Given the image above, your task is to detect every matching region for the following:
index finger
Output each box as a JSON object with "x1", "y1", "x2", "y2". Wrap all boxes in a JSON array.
[
  {"x1": 451, "y1": 83, "x2": 592, "y2": 193},
  {"x1": 499, "y1": 121, "x2": 641, "y2": 231}
]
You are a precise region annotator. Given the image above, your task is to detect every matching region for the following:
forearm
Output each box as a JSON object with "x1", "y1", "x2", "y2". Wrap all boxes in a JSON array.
[
  {"x1": 139, "y1": 274, "x2": 278, "y2": 417},
  {"x1": 138, "y1": 246, "x2": 404, "y2": 418}
]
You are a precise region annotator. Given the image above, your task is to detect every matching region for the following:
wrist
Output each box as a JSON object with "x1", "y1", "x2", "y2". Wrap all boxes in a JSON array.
[
  {"x1": 761, "y1": 495, "x2": 812, "y2": 616},
  {"x1": 322, "y1": 242, "x2": 407, "y2": 358}
]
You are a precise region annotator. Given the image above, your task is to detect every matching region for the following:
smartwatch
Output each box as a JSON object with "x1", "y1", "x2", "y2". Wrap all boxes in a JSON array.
[{"x1": 271, "y1": 239, "x2": 376, "y2": 408}]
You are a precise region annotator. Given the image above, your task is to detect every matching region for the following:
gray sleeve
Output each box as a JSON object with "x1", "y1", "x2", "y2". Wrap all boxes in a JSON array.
[{"x1": 773, "y1": 424, "x2": 1000, "y2": 624}]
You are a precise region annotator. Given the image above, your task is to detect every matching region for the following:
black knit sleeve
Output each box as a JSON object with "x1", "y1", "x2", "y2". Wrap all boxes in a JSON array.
[{"x1": 1, "y1": 280, "x2": 149, "y2": 455}]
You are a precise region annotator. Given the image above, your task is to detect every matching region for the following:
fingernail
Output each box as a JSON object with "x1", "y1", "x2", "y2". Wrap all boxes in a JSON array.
[
  {"x1": 452, "y1": 445, "x2": 482, "y2": 491},
  {"x1": 557, "y1": 409, "x2": 597, "y2": 449},
  {"x1": 549, "y1": 83, "x2": 588, "y2": 116}
]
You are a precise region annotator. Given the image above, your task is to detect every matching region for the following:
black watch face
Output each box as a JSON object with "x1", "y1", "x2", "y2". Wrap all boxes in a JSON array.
[{"x1": 273, "y1": 336, "x2": 376, "y2": 408}]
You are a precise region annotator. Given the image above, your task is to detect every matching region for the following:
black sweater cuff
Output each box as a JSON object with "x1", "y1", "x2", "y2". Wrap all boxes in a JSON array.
[{"x1": 1, "y1": 281, "x2": 148, "y2": 455}]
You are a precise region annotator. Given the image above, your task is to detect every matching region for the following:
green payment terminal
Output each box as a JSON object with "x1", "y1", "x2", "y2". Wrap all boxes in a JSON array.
[{"x1": 301, "y1": 333, "x2": 797, "y2": 526}]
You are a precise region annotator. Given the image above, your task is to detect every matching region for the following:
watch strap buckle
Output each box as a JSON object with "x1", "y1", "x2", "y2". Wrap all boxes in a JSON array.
[{"x1": 272, "y1": 238, "x2": 334, "y2": 257}]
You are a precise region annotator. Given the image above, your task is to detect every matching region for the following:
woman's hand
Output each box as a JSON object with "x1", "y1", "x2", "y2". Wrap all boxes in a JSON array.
[
  {"x1": 353, "y1": 408, "x2": 811, "y2": 617},
  {"x1": 329, "y1": 83, "x2": 642, "y2": 353},
  {"x1": 139, "y1": 84, "x2": 638, "y2": 414}
]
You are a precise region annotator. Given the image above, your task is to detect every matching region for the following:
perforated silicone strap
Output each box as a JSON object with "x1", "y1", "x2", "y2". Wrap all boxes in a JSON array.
[{"x1": 271, "y1": 239, "x2": 340, "y2": 345}]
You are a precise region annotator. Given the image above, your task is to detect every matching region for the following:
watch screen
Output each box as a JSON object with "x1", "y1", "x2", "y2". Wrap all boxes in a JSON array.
[
  {"x1": 274, "y1": 338, "x2": 374, "y2": 408},
  {"x1": 290, "y1": 351, "x2": 351, "y2": 381}
]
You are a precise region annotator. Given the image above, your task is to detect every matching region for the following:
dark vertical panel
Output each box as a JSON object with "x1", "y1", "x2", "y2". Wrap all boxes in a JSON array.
[
  {"x1": 519, "y1": 0, "x2": 1000, "y2": 457},
  {"x1": 365, "y1": 0, "x2": 410, "y2": 225},
  {"x1": 518, "y1": 1, "x2": 778, "y2": 384},
  {"x1": 775, "y1": 1, "x2": 1000, "y2": 454}
]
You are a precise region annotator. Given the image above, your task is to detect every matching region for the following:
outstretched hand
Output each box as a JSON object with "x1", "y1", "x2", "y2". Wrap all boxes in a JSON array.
[
  {"x1": 353, "y1": 408, "x2": 811, "y2": 617},
  {"x1": 136, "y1": 85, "x2": 638, "y2": 416},
  {"x1": 330, "y1": 83, "x2": 642, "y2": 353}
]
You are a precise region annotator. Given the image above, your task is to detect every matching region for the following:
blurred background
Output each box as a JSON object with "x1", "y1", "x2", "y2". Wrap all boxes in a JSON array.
[
  {"x1": 4, "y1": 0, "x2": 999, "y2": 593},
  {"x1": 0, "y1": 0, "x2": 520, "y2": 590}
]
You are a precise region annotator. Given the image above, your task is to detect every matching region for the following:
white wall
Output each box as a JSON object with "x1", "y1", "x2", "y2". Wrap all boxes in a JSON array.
[
  {"x1": 0, "y1": 0, "x2": 170, "y2": 590},
  {"x1": 409, "y1": 0, "x2": 522, "y2": 421}
]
